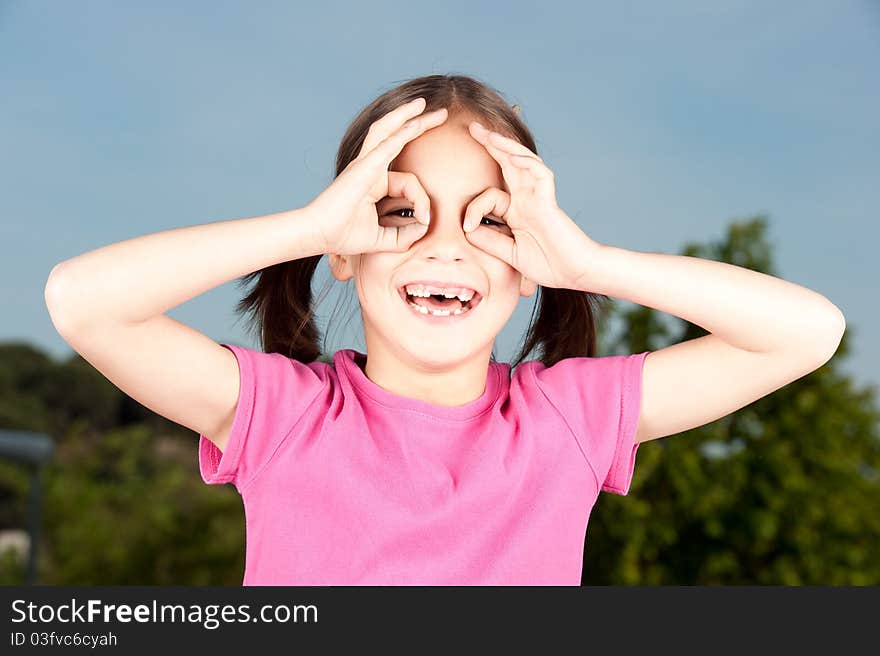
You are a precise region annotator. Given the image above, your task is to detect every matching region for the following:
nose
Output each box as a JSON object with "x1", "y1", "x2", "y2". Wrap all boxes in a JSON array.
[{"x1": 414, "y1": 211, "x2": 471, "y2": 262}]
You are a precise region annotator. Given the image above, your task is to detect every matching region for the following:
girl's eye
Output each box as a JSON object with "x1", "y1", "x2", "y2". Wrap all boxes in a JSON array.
[{"x1": 387, "y1": 208, "x2": 508, "y2": 231}]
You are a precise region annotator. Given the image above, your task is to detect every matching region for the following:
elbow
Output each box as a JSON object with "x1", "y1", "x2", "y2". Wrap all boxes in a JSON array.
[
  {"x1": 45, "y1": 263, "x2": 80, "y2": 335},
  {"x1": 813, "y1": 306, "x2": 846, "y2": 365},
  {"x1": 827, "y1": 304, "x2": 846, "y2": 342},
  {"x1": 45, "y1": 263, "x2": 69, "y2": 312}
]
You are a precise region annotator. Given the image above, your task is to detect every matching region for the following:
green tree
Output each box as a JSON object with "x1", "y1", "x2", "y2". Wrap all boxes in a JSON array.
[
  {"x1": 0, "y1": 420, "x2": 246, "y2": 585},
  {"x1": 0, "y1": 344, "x2": 247, "y2": 584},
  {"x1": 583, "y1": 216, "x2": 880, "y2": 584}
]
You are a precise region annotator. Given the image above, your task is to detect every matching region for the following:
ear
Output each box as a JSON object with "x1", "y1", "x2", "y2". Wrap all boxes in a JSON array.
[
  {"x1": 520, "y1": 275, "x2": 537, "y2": 297},
  {"x1": 328, "y1": 253, "x2": 357, "y2": 282}
]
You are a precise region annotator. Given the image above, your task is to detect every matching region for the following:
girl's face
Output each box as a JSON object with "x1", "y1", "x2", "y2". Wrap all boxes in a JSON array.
[{"x1": 329, "y1": 112, "x2": 536, "y2": 370}]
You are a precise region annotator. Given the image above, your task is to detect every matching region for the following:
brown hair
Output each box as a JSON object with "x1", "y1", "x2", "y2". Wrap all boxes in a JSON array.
[{"x1": 233, "y1": 73, "x2": 610, "y2": 371}]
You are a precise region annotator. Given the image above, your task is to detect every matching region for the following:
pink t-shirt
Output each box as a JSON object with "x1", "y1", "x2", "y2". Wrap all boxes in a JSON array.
[{"x1": 199, "y1": 344, "x2": 649, "y2": 585}]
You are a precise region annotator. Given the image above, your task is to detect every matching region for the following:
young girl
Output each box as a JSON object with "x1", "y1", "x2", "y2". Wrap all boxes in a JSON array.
[{"x1": 44, "y1": 74, "x2": 846, "y2": 586}]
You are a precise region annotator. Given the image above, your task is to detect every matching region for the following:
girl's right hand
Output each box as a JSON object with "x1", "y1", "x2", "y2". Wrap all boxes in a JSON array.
[{"x1": 306, "y1": 98, "x2": 448, "y2": 256}]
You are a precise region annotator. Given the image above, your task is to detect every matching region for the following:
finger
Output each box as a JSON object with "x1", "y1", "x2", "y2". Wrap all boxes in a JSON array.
[
  {"x1": 467, "y1": 122, "x2": 526, "y2": 192},
  {"x1": 508, "y1": 152, "x2": 555, "y2": 184},
  {"x1": 463, "y1": 188, "x2": 511, "y2": 233},
  {"x1": 469, "y1": 122, "x2": 552, "y2": 189},
  {"x1": 365, "y1": 107, "x2": 448, "y2": 171},
  {"x1": 376, "y1": 217, "x2": 429, "y2": 252},
  {"x1": 358, "y1": 97, "x2": 427, "y2": 159},
  {"x1": 464, "y1": 222, "x2": 517, "y2": 268},
  {"x1": 386, "y1": 171, "x2": 431, "y2": 225},
  {"x1": 486, "y1": 130, "x2": 544, "y2": 162},
  {"x1": 472, "y1": 122, "x2": 556, "y2": 194}
]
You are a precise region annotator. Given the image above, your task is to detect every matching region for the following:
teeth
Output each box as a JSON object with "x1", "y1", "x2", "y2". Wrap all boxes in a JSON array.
[
  {"x1": 403, "y1": 284, "x2": 476, "y2": 302},
  {"x1": 405, "y1": 297, "x2": 472, "y2": 316}
]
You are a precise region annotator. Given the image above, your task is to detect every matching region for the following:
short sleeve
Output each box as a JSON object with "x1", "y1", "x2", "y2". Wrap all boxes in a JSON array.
[
  {"x1": 529, "y1": 351, "x2": 649, "y2": 496},
  {"x1": 198, "y1": 343, "x2": 328, "y2": 492}
]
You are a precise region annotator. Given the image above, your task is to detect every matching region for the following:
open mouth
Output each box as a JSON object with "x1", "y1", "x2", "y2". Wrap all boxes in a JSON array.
[{"x1": 396, "y1": 285, "x2": 484, "y2": 319}]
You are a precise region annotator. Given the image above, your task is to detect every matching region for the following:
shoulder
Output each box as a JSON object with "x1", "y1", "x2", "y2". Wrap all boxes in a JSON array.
[
  {"x1": 223, "y1": 343, "x2": 335, "y2": 390},
  {"x1": 513, "y1": 353, "x2": 633, "y2": 385},
  {"x1": 512, "y1": 353, "x2": 648, "y2": 411}
]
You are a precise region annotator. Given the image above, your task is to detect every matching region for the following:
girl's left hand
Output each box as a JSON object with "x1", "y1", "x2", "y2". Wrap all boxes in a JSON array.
[{"x1": 464, "y1": 121, "x2": 603, "y2": 290}]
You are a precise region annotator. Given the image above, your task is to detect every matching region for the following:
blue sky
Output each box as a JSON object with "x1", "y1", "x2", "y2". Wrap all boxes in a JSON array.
[{"x1": 2, "y1": 0, "x2": 877, "y2": 403}]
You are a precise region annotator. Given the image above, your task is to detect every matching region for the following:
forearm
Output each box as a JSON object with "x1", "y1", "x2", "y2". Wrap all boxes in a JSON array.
[
  {"x1": 45, "y1": 206, "x2": 324, "y2": 328},
  {"x1": 580, "y1": 243, "x2": 846, "y2": 355}
]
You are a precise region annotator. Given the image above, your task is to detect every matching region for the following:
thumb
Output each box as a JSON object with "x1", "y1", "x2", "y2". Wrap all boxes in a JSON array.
[
  {"x1": 465, "y1": 228, "x2": 515, "y2": 267},
  {"x1": 377, "y1": 219, "x2": 429, "y2": 252}
]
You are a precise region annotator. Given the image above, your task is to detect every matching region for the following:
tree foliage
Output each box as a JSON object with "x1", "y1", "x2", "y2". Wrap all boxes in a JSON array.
[{"x1": 582, "y1": 216, "x2": 880, "y2": 584}]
